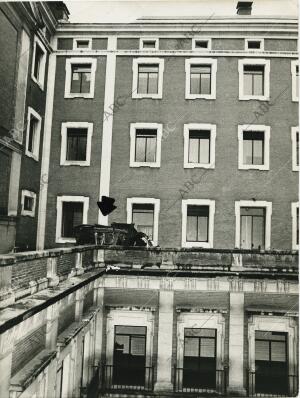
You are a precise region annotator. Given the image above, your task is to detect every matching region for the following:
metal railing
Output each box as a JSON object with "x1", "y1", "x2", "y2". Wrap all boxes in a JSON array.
[
  {"x1": 101, "y1": 364, "x2": 154, "y2": 392},
  {"x1": 174, "y1": 367, "x2": 227, "y2": 395},
  {"x1": 248, "y1": 372, "x2": 299, "y2": 397}
]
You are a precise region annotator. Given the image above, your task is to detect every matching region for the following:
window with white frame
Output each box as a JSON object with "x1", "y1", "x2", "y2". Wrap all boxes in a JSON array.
[
  {"x1": 192, "y1": 38, "x2": 211, "y2": 51},
  {"x1": 235, "y1": 201, "x2": 272, "y2": 250},
  {"x1": 127, "y1": 198, "x2": 160, "y2": 245},
  {"x1": 238, "y1": 59, "x2": 270, "y2": 100},
  {"x1": 60, "y1": 122, "x2": 93, "y2": 166},
  {"x1": 130, "y1": 123, "x2": 162, "y2": 167},
  {"x1": 21, "y1": 190, "x2": 36, "y2": 217},
  {"x1": 31, "y1": 36, "x2": 47, "y2": 90},
  {"x1": 185, "y1": 58, "x2": 217, "y2": 100},
  {"x1": 238, "y1": 125, "x2": 270, "y2": 170},
  {"x1": 132, "y1": 58, "x2": 164, "y2": 99},
  {"x1": 25, "y1": 107, "x2": 42, "y2": 161},
  {"x1": 291, "y1": 202, "x2": 299, "y2": 250},
  {"x1": 291, "y1": 127, "x2": 299, "y2": 171},
  {"x1": 182, "y1": 199, "x2": 215, "y2": 248},
  {"x1": 184, "y1": 123, "x2": 216, "y2": 168},
  {"x1": 65, "y1": 58, "x2": 97, "y2": 98},
  {"x1": 291, "y1": 61, "x2": 299, "y2": 102},
  {"x1": 245, "y1": 38, "x2": 264, "y2": 51},
  {"x1": 140, "y1": 38, "x2": 159, "y2": 50},
  {"x1": 73, "y1": 38, "x2": 92, "y2": 50},
  {"x1": 56, "y1": 196, "x2": 89, "y2": 243}
]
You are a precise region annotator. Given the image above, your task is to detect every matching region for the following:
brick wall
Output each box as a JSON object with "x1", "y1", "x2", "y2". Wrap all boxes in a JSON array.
[
  {"x1": 57, "y1": 252, "x2": 76, "y2": 277},
  {"x1": 11, "y1": 258, "x2": 47, "y2": 289},
  {"x1": 82, "y1": 250, "x2": 93, "y2": 269}
]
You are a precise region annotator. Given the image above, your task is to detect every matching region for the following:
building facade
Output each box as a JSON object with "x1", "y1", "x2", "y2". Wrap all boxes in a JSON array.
[{"x1": 0, "y1": 2, "x2": 299, "y2": 398}]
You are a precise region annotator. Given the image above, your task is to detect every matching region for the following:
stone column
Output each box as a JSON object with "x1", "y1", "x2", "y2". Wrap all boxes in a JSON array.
[
  {"x1": 46, "y1": 303, "x2": 59, "y2": 350},
  {"x1": 154, "y1": 290, "x2": 174, "y2": 392},
  {"x1": 0, "y1": 329, "x2": 15, "y2": 398},
  {"x1": 228, "y1": 292, "x2": 246, "y2": 396},
  {"x1": 94, "y1": 286, "x2": 104, "y2": 366}
]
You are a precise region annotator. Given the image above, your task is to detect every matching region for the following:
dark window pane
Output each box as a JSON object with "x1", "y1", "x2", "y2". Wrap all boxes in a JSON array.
[
  {"x1": 28, "y1": 117, "x2": 38, "y2": 153},
  {"x1": 62, "y1": 202, "x2": 83, "y2": 238},
  {"x1": 187, "y1": 206, "x2": 209, "y2": 242},
  {"x1": 143, "y1": 40, "x2": 156, "y2": 49},
  {"x1": 243, "y1": 131, "x2": 264, "y2": 165},
  {"x1": 115, "y1": 326, "x2": 146, "y2": 335},
  {"x1": 271, "y1": 341, "x2": 286, "y2": 362},
  {"x1": 200, "y1": 338, "x2": 215, "y2": 358},
  {"x1": 76, "y1": 40, "x2": 90, "y2": 48},
  {"x1": 255, "y1": 340, "x2": 270, "y2": 361},
  {"x1": 296, "y1": 132, "x2": 299, "y2": 166},
  {"x1": 185, "y1": 328, "x2": 216, "y2": 337},
  {"x1": 70, "y1": 64, "x2": 91, "y2": 93},
  {"x1": 132, "y1": 203, "x2": 154, "y2": 239},
  {"x1": 131, "y1": 337, "x2": 145, "y2": 356},
  {"x1": 66, "y1": 128, "x2": 88, "y2": 161},
  {"x1": 243, "y1": 65, "x2": 264, "y2": 96},
  {"x1": 195, "y1": 40, "x2": 208, "y2": 49},
  {"x1": 33, "y1": 44, "x2": 44, "y2": 80},
  {"x1": 24, "y1": 196, "x2": 34, "y2": 211},
  {"x1": 184, "y1": 337, "x2": 199, "y2": 357},
  {"x1": 247, "y1": 41, "x2": 261, "y2": 49}
]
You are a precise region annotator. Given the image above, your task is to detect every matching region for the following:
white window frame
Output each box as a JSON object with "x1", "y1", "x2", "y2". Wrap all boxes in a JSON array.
[
  {"x1": 291, "y1": 127, "x2": 299, "y2": 171},
  {"x1": 60, "y1": 122, "x2": 93, "y2": 166},
  {"x1": 183, "y1": 123, "x2": 216, "y2": 169},
  {"x1": 245, "y1": 38, "x2": 264, "y2": 51},
  {"x1": 181, "y1": 199, "x2": 215, "y2": 248},
  {"x1": 127, "y1": 197, "x2": 160, "y2": 245},
  {"x1": 291, "y1": 60, "x2": 299, "y2": 102},
  {"x1": 139, "y1": 37, "x2": 159, "y2": 50},
  {"x1": 238, "y1": 59, "x2": 270, "y2": 101},
  {"x1": 31, "y1": 35, "x2": 47, "y2": 90},
  {"x1": 192, "y1": 37, "x2": 212, "y2": 51},
  {"x1": 129, "y1": 123, "x2": 162, "y2": 168},
  {"x1": 56, "y1": 195, "x2": 89, "y2": 243},
  {"x1": 64, "y1": 57, "x2": 97, "y2": 99},
  {"x1": 25, "y1": 107, "x2": 42, "y2": 161},
  {"x1": 238, "y1": 124, "x2": 270, "y2": 170},
  {"x1": 73, "y1": 38, "x2": 92, "y2": 50},
  {"x1": 235, "y1": 200, "x2": 272, "y2": 250},
  {"x1": 132, "y1": 58, "x2": 164, "y2": 99},
  {"x1": 21, "y1": 190, "x2": 36, "y2": 217},
  {"x1": 291, "y1": 202, "x2": 299, "y2": 250},
  {"x1": 185, "y1": 58, "x2": 217, "y2": 100}
]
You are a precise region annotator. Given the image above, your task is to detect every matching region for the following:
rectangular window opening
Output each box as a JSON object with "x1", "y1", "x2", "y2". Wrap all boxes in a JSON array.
[
  {"x1": 188, "y1": 130, "x2": 210, "y2": 164},
  {"x1": 190, "y1": 65, "x2": 211, "y2": 95},
  {"x1": 186, "y1": 205, "x2": 209, "y2": 242},
  {"x1": 243, "y1": 65, "x2": 265, "y2": 96},
  {"x1": 62, "y1": 202, "x2": 84, "y2": 238},
  {"x1": 240, "y1": 207, "x2": 265, "y2": 250},
  {"x1": 71, "y1": 64, "x2": 92, "y2": 94},
  {"x1": 132, "y1": 203, "x2": 154, "y2": 239},
  {"x1": 137, "y1": 64, "x2": 159, "y2": 94},
  {"x1": 243, "y1": 131, "x2": 264, "y2": 165},
  {"x1": 66, "y1": 128, "x2": 88, "y2": 161},
  {"x1": 135, "y1": 129, "x2": 157, "y2": 163}
]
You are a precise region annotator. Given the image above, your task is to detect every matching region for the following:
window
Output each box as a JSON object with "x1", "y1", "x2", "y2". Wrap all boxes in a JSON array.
[
  {"x1": 183, "y1": 123, "x2": 216, "y2": 168},
  {"x1": 185, "y1": 58, "x2": 217, "y2": 99},
  {"x1": 291, "y1": 61, "x2": 299, "y2": 102},
  {"x1": 245, "y1": 38, "x2": 264, "y2": 51},
  {"x1": 73, "y1": 38, "x2": 92, "y2": 50},
  {"x1": 238, "y1": 125, "x2": 270, "y2": 170},
  {"x1": 235, "y1": 201, "x2": 272, "y2": 250},
  {"x1": 132, "y1": 58, "x2": 164, "y2": 99},
  {"x1": 31, "y1": 36, "x2": 46, "y2": 90},
  {"x1": 56, "y1": 196, "x2": 89, "y2": 243},
  {"x1": 291, "y1": 127, "x2": 299, "y2": 171},
  {"x1": 182, "y1": 199, "x2": 215, "y2": 248},
  {"x1": 291, "y1": 202, "x2": 299, "y2": 250},
  {"x1": 192, "y1": 38, "x2": 211, "y2": 51},
  {"x1": 127, "y1": 198, "x2": 160, "y2": 245},
  {"x1": 65, "y1": 58, "x2": 97, "y2": 98},
  {"x1": 239, "y1": 59, "x2": 270, "y2": 100},
  {"x1": 132, "y1": 203, "x2": 154, "y2": 240},
  {"x1": 60, "y1": 122, "x2": 93, "y2": 166},
  {"x1": 130, "y1": 123, "x2": 162, "y2": 167},
  {"x1": 25, "y1": 107, "x2": 42, "y2": 161},
  {"x1": 140, "y1": 38, "x2": 159, "y2": 50},
  {"x1": 21, "y1": 190, "x2": 36, "y2": 217}
]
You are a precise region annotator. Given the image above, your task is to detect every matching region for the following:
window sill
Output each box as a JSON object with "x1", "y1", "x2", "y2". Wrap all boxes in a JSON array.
[
  {"x1": 25, "y1": 150, "x2": 39, "y2": 162},
  {"x1": 20, "y1": 210, "x2": 35, "y2": 218},
  {"x1": 238, "y1": 164, "x2": 269, "y2": 171},
  {"x1": 31, "y1": 74, "x2": 45, "y2": 91},
  {"x1": 130, "y1": 162, "x2": 160, "y2": 168},
  {"x1": 132, "y1": 94, "x2": 162, "y2": 99},
  {"x1": 64, "y1": 93, "x2": 94, "y2": 99},
  {"x1": 56, "y1": 237, "x2": 76, "y2": 244},
  {"x1": 60, "y1": 161, "x2": 90, "y2": 166},
  {"x1": 239, "y1": 95, "x2": 269, "y2": 101},
  {"x1": 182, "y1": 241, "x2": 213, "y2": 248},
  {"x1": 184, "y1": 163, "x2": 215, "y2": 169},
  {"x1": 185, "y1": 94, "x2": 216, "y2": 100}
]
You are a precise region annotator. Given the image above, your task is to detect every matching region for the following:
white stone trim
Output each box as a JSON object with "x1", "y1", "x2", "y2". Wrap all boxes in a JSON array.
[
  {"x1": 183, "y1": 123, "x2": 216, "y2": 169},
  {"x1": 235, "y1": 200, "x2": 272, "y2": 249},
  {"x1": 55, "y1": 195, "x2": 89, "y2": 243},
  {"x1": 245, "y1": 38, "x2": 264, "y2": 51},
  {"x1": 73, "y1": 38, "x2": 92, "y2": 50},
  {"x1": 25, "y1": 107, "x2": 42, "y2": 162},
  {"x1": 181, "y1": 199, "x2": 215, "y2": 248},
  {"x1": 60, "y1": 122, "x2": 93, "y2": 166},
  {"x1": 21, "y1": 190, "x2": 37, "y2": 217},
  {"x1": 192, "y1": 37, "x2": 212, "y2": 51},
  {"x1": 185, "y1": 58, "x2": 217, "y2": 100},
  {"x1": 291, "y1": 60, "x2": 299, "y2": 102},
  {"x1": 238, "y1": 124, "x2": 270, "y2": 170},
  {"x1": 31, "y1": 35, "x2": 47, "y2": 91},
  {"x1": 291, "y1": 126, "x2": 299, "y2": 171},
  {"x1": 132, "y1": 58, "x2": 164, "y2": 99},
  {"x1": 139, "y1": 37, "x2": 159, "y2": 50},
  {"x1": 176, "y1": 312, "x2": 226, "y2": 392},
  {"x1": 64, "y1": 57, "x2": 97, "y2": 99},
  {"x1": 291, "y1": 202, "x2": 299, "y2": 250},
  {"x1": 238, "y1": 58, "x2": 270, "y2": 101},
  {"x1": 129, "y1": 123, "x2": 162, "y2": 168},
  {"x1": 248, "y1": 315, "x2": 298, "y2": 395},
  {"x1": 105, "y1": 308, "x2": 154, "y2": 387},
  {"x1": 127, "y1": 197, "x2": 160, "y2": 245},
  {"x1": 98, "y1": 37, "x2": 117, "y2": 225}
]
